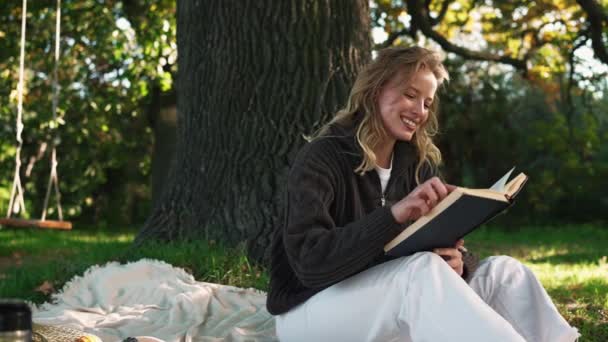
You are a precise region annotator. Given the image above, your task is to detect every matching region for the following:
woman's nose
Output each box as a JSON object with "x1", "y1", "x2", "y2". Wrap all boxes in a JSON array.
[{"x1": 412, "y1": 99, "x2": 424, "y2": 115}]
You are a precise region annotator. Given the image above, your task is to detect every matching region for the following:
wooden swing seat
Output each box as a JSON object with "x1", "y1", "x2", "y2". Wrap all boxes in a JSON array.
[{"x1": 0, "y1": 218, "x2": 72, "y2": 230}]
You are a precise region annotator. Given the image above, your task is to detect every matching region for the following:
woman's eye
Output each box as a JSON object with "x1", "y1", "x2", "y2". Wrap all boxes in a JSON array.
[{"x1": 404, "y1": 93, "x2": 414, "y2": 98}]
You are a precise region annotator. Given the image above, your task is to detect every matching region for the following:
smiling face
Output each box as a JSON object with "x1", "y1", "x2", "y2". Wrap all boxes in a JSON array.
[{"x1": 377, "y1": 66, "x2": 438, "y2": 145}]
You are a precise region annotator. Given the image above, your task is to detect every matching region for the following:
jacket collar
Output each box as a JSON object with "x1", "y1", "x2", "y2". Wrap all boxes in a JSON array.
[{"x1": 324, "y1": 116, "x2": 418, "y2": 175}]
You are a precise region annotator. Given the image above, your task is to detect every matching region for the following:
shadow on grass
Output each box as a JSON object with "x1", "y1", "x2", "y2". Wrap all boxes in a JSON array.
[
  {"x1": 546, "y1": 280, "x2": 608, "y2": 342},
  {"x1": 568, "y1": 314, "x2": 608, "y2": 342},
  {"x1": 466, "y1": 240, "x2": 607, "y2": 267},
  {"x1": 528, "y1": 252, "x2": 607, "y2": 265},
  {"x1": 578, "y1": 324, "x2": 608, "y2": 342}
]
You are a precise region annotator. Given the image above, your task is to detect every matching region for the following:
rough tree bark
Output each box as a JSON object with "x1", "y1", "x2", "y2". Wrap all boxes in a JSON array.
[
  {"x1": 147, "y1": 85, "x2": 177, "y2": 209},
  {"x1": 135, "y1": 1, "x2": 371, "y2": 263}
]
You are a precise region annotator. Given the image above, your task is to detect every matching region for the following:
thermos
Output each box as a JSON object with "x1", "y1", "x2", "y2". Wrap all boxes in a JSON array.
[{"x1": 0, "y1": 300, "x2": 32, "y2": 342}]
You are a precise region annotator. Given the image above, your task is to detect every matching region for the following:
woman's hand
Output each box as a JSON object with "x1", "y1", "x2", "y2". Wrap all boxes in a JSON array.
[
  {"x1": 390, "y1": 177, "x2": 456, "y2": 224},
  {"x1": 433, "y1": 239, "x2": 465, "y2": 276}
]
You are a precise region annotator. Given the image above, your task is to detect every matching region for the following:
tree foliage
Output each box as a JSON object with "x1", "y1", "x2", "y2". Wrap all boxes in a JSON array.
[
  {"x1": 0, "y1": 0, "x2": 176, "y2": 225},
  {"x1": 0, "y1": 1, "x2": 605, "y2": 228},
  {"x1": 372, "y1": 0, "x2": 608, "y2": 77},
  {"x1": 437, "y1": 58, "x2": 608, "y2": 223}
]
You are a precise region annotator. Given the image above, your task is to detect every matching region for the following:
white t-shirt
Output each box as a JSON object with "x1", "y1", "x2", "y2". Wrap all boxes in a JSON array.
[{"x1": 374, "y1": 155, "x2": 393, "y2": 193}]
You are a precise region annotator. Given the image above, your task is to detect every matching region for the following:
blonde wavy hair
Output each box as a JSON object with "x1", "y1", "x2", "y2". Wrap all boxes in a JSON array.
[{"x1": 317, "y1": 46, "x2": 449, "y2": 184}]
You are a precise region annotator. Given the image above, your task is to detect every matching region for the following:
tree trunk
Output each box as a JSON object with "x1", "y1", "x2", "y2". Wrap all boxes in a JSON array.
[
  {"x1": 135, "y1": 0, "x2": 371, "y2": 263},
  {"x1": 147, "y1": 85, "x2": 178, "y2": 209}
]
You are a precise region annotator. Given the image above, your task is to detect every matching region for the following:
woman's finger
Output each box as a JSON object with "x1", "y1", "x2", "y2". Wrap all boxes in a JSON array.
[
  {"x1": 429, "y1": 178, "x2": 448, "y2": 199},
  {"x1": 433, "y1": 246, "x2": 464, "y2": 276},
  {"x1": 447, "y1": 255, "x2": 463, "y2": 270},
  {"x1": 445, "y1": 183, "x2": 457, "y2": 193},
  {"x1": 408, "y1": 198, "x2": 430, "y2": 219},
  {"x1": 433, "y1": 247, "x2": 459, "y2": 258},
  {"x1": 421, "y1": 185, "x2": 439, "y2": 206}
]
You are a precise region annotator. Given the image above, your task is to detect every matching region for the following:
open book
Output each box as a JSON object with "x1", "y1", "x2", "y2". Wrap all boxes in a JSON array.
[{"x1": 384, "y1": 168, "x2": 528, "y2": 257}]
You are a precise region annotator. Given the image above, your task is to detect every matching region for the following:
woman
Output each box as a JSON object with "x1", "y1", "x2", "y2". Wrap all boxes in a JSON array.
[{"x1": 266, "y1": 46, "x2": 579, "y2": 341}]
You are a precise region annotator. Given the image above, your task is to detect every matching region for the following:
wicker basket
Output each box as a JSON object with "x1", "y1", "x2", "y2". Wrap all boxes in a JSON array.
[{"x1": 32, "y1": 323, "x2": 102, "y2": 342}]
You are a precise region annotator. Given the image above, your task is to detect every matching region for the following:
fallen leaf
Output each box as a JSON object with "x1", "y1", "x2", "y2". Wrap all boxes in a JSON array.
[
  {"x1": 34, "y1": 280, "x2": 55, "y2": 295},
  {"x1": 565, "y1": 302, "x2": 588, "y2": 310},
  {"x1": 9, "y1": 252, "x2": 24, "y2": 267}
]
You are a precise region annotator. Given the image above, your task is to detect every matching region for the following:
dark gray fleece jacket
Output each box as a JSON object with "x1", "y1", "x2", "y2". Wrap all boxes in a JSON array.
[{"x1": 266, "y1": 118, "x2": 478, "y2": 315}]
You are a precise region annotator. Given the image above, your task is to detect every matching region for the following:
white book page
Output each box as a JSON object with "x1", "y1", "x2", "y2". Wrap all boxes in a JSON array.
[{"x1": 489, "y1": 167, "x2": 515, "y2": 192}]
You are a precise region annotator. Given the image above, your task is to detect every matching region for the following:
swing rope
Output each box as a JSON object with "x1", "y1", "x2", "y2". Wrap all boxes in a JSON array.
[
  {"x1": 6, "y1": 0, "x2": 66, "y2": 224},
  {"x1": 41, "y1": 0, "x2": 64, "y2": 221},
  {"x1": 6, "y1": 0, "x2": 29, "y2": 219}
]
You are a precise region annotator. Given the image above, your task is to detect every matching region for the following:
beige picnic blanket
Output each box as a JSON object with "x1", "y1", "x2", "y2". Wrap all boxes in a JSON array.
[{"x1": 32, "y1": 259, "x2": 277, "y2": 342}]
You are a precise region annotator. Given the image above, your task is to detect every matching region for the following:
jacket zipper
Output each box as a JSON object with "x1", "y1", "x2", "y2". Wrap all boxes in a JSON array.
[
  {"x1": 381, "y1": 174, "x2": 395, "y2": 207},
  {"x1": 380, "y1": 177, "x2": 392, "y2": 207},
  {"x1": 381, "y1": 164, "x2": 408, "y2": 207},
  {"x1": 376, "y1": 168, "x2": 398, "y2": 207}
]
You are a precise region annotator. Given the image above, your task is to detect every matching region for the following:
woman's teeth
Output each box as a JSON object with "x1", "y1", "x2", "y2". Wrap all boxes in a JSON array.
[{"x1": 402, "y1": 117, "x2": 416, "y2": 128}]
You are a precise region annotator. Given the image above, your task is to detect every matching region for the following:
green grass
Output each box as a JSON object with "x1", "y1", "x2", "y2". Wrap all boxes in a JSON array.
[
  {"x1": 0, "y1": 228, "x2": 268, "y2": 304},
  {"x1": 0, "y1": 224, "x2": 606, "y2": 341}
]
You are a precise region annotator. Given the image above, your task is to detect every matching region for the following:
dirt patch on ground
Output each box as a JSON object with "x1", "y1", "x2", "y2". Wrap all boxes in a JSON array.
[
  {"x1": 0, "y1": 251, "x2": 24, "y2": 270},
  {"x1": 0, "y1": 249, "x2": 76, "y2": 272},
  {"x1": 0, "y1": 252, "x2": 24, "y2": 281}
]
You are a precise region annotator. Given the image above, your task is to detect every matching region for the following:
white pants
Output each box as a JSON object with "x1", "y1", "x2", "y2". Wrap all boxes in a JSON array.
[{"x1": 277, "y1": 252, "x2": 580, "y2": 342}]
